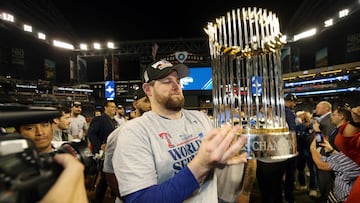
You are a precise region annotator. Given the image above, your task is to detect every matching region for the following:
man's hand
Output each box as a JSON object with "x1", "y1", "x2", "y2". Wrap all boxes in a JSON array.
[
  {"x1": 40, "y1": 154, "x2": 87, "y2": 203},
  {"x1": 188, "y1": 124, "x2": 248, "y2": 183},
  {"x1": 319, "y1": 139, "x2": 336, "y2": 153},
  {"x1": 313, "y1": 120, "x2": 321, "y2": 132}
]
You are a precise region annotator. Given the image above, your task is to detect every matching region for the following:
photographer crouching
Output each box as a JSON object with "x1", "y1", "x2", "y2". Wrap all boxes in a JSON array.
[{"x1": 0, "y1": 104, "x2": 94, "y2": 203}]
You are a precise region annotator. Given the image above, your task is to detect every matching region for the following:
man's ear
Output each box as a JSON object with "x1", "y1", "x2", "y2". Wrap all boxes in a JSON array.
[
  {"x1": 52, "y1": 118, "x2": 59, "y2": 124},
  {"x1": 142, "y1": 83, "x2": 151, "y2": 96}
]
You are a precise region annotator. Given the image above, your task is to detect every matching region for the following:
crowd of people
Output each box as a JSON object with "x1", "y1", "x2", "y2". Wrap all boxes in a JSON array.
[
  {"x1": 291, "y1": 100, "x2": 360, "y2": 203},
  {"x1": 2, "y1": 59, "x2": 360, "y2": 203}
]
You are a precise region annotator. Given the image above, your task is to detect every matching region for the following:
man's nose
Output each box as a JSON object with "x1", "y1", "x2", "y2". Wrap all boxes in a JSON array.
[{"x1": 35, "y1": 125, "x2": 45, "y2": 135}]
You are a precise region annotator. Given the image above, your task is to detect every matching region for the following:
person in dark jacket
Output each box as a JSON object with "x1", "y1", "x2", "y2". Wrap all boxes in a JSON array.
[
  {"x1": 283, "y1": 93, "x2": 297, "y2": 203},
  {"x1": 256, "y1": 93, "x2": 297, "y2": 203},
  {"x1": 88, "y1": 100, "x2": 118, "y2": 203},
  {"x1": 88, "y1": 101, "x2": 118, "y2": 154}
]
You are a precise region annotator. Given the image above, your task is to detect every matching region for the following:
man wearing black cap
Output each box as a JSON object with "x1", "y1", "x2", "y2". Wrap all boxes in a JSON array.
[
  {"x1": 283, "y1": 93, "x2": 298, "y2": 203},
  {"x1": 132, "y1": 88, "x2": 151, "y2": 117},
  {"x1": 68, "y1": 101, "x2": 88, "y2": 140},
  {"x1": 284, "y1": 93, "x2": 297, "y2": 131},
  {"x1": 112, "y1": 60, "x2": 248, "y2": 202},
  {"x1": 115, "y1": 104, "x2": 126, "y2": 126}
]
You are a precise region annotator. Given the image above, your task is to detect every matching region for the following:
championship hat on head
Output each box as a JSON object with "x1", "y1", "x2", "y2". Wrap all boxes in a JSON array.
[
  {"x1": 133, "y1": 88, "x2": 146, "y2": 101},
  {"x1": 284, "y1": 93, "x2": 297, "y2": 101},
  {"x1": 117, "y1": 104, "x2": 124, "y2": 109},
  {"x1": 143, "y1": 60, "x2": 189, "y2": 83}
]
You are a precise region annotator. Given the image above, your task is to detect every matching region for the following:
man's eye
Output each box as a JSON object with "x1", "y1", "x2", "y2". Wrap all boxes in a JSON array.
[{"x1": 25, "y1": 126, "x2": 34, "y2": 130}]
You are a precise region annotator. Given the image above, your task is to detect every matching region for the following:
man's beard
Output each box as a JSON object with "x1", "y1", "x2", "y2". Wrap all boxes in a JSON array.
[
  {"x1": 155, "y1": 91, "x2": 184, "y2": 111},
  {"x1": 164, "y1": 97, "x2": 184, "y2": 111}
]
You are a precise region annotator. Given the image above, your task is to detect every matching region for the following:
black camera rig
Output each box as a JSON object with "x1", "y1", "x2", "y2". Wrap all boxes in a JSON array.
[{"x1": 0, "y1": 103, "x2": 98, "y2": 203}]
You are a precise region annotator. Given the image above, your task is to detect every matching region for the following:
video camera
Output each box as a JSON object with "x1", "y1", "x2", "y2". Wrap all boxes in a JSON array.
[{"x1": 0, "y1": 104, "x2": 99, "y2": 203}]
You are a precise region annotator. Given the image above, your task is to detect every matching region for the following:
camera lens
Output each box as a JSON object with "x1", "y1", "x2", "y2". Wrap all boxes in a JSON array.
[{"x1": 56, "y1": 140, "x2": 98, "y2": 176}]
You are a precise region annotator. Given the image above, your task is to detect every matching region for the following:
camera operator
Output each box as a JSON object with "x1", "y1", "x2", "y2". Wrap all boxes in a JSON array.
[
  {"x1": 0, "y1": 105, "x2": 94, "y2": 203},
  {"x1": 15, "y1": 120, "x2": 55, "y2": 153},
  {"x1": 39, "y1": 153, "x2": 88, "y2": 203}
]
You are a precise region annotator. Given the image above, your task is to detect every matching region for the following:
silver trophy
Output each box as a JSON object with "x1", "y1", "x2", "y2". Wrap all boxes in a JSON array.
[{"x1": 204, "y1": 7, "x2": 297, "y2": 162}]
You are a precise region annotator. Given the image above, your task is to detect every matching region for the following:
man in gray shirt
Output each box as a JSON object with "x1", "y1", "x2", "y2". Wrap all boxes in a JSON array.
[
  {"x1": 68, "y1": 101, "x2": 88, "y2": 140},
  {"x1": 113, "y1": 60, "x2": 248, "y2": 202}
]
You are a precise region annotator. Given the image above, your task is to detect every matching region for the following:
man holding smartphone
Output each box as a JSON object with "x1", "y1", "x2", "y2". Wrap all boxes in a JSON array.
[{"x1": 314, "y1": 101, "x2": 337, "y2": 203}]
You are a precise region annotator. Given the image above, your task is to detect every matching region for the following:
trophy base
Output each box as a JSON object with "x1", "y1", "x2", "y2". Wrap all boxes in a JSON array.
[{"x1": 239, "y1": 127, "x2": 298, "y2": 162}]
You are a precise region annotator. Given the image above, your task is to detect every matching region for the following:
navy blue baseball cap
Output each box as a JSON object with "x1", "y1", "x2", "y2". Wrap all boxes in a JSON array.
[{"x1": 284, "y1": 93, "x2": 297, "y2": 101}]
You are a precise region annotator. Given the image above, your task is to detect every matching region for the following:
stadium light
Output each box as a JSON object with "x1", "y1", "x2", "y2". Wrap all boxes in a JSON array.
[
  {"x1": 53, "y1": 40, "x2": 74, "y2": 50},
  {"x1": 293, "y1": 28, "x2": 317, "y2": 41},
  {"x1": 93, "y1": 42, "x2": 101, "y2": 49},
  {"x1": 23, "y1": 24, "x2": 32, "y2": 32},
  {"x1": 339, "y1": 9, "x2": 349, "y2": 18},
  {"x1": 1, "y1": 12, "x2": 14, "y2": 22},
  {"x1": 324, "y1": 19, "x2": 333, "y2": 27},
  {"x1": 80, "y1": 43, "x2": 88, "y2": 50},
  {"x1": 38, "y1": 32, "x2": 46, "y2": 40},
  {"x1": 107, "y1": 42, "x2": 114, "y2": 49}
]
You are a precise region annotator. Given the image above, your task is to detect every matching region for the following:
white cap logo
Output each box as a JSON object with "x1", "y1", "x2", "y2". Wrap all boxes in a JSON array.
[
  {"x1": 151, "y1": 60, "x2": 173, "y2": 70},
  {"x1": 143, "y1": 70, "x2": 149, "y2": 82}
]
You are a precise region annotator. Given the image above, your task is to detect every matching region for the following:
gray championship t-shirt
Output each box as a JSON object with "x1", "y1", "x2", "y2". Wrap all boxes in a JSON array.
[{"x1": 113, "y1": 110, "x2": 217, "y2": 203}]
